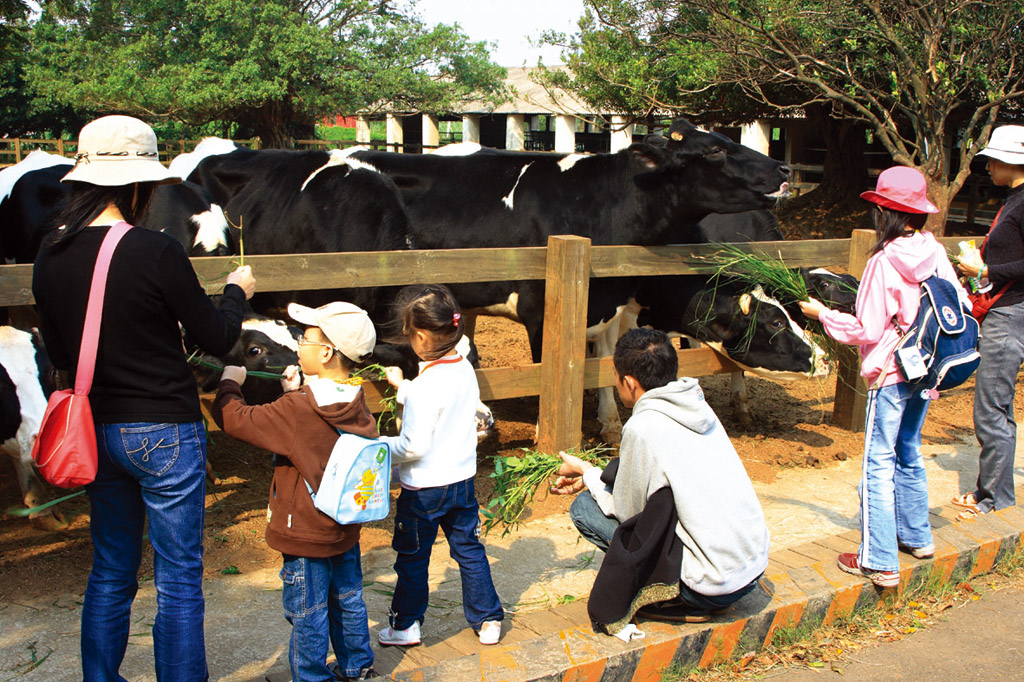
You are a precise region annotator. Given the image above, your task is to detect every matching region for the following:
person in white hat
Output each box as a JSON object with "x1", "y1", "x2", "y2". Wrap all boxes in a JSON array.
[
  {"x1": 212, "y1": 301, "x2": 379, "y2": 681},
  {"x1": 32, "y1": 115, "x2": 256, "y2": 682},
  {"x1": 952, "y1": 124, "x2": 1024, "y2": 519},
  {"x1": 800, "y1": 166, "x2": 971, "y2": 588}
]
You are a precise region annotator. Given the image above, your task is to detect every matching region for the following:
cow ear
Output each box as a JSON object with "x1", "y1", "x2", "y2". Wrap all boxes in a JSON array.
[
  {"x1": 628, "y1": 142, "x2": 667, "y2": 171},
  {"x1": 739, "y1": 293, "x2": 753, "y2": 316}
]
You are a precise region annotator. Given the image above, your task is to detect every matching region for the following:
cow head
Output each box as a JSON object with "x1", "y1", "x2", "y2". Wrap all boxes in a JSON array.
[
  {"x1": 629, "y1": 119, "x2": 790, "y2": 219},
  {"x1": 684, "y1": 284, "x2": 826, "y2": 380},
  {"x1": 194, "y1": 315, "x2": 300, "y2": 405},
  {"x1": 802, "y1": 268, "x2": 859, "y2": 314}
]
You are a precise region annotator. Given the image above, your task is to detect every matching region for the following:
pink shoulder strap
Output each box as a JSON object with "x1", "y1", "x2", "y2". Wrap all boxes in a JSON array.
[{"x1": 75, "y1": 221, "x2": 133, "y2": 395}]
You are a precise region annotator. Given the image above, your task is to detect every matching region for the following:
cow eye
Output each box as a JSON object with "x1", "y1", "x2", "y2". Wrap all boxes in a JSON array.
[
  {"x1": 705, "y1": 146, "x2": 726, "y2": 157},
  {"x1": 247, "y1": 346, "x2": 264, "y2": 356}
]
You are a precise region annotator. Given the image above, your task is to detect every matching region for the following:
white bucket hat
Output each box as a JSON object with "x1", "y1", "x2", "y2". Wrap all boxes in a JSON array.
[
  {"x1": 288, "y1": 301, "x2": 377, "y2": 363},
  {"x1": 977, "y1": 125, "x2": 1024, "y2": 166},
  {"x1": 62, "y1": 115, "x2": 181, "y2": 186}
]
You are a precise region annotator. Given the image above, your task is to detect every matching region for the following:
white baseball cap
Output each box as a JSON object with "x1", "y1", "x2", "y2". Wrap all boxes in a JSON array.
[
  {"x1": 977, "y1": 125, "x2": 1024, "y2": 166},
  {"x1": 62, "y1": 115, "x2": 181, "y2": 186},
  {"x1": 287, "y1": 301, "x2": 376, "y2": 363}
]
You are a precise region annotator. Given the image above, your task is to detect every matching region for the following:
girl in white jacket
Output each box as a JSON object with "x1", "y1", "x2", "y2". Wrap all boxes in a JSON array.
[{"x1": 377, "y1": 285, "x2": 504, "y2": 647}]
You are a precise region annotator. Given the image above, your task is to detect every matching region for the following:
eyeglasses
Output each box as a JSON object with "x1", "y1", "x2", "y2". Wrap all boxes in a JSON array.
[{"x1": 296, "y1": 335, "x2": 335, "y2": 351}]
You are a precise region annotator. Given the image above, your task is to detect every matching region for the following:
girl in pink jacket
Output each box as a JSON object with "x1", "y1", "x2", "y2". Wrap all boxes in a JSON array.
[{"x1": 800, "y1": 166, "x2": 970, "y2": 588}]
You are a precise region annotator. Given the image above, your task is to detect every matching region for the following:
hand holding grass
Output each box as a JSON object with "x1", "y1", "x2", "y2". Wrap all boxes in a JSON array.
[
  {"x1": 551, "y1": 451, "x2": 593, "y2": 495},
  {"x1": 798, "y1": 297, "x2": 829, "y2": 321}
]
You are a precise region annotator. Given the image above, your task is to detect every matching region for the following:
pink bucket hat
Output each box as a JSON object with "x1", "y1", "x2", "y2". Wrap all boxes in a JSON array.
[{"x1": 860, "y1": 166, "x2": 938, "y2": 214}]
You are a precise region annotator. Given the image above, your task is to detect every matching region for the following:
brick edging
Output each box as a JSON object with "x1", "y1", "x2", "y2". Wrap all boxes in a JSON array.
[{"x1": 378, "y1": 500, "x2": 1024, "y2": 682}]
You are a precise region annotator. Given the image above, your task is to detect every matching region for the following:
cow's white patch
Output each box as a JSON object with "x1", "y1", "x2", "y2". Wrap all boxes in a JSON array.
[
  {"x1": 0, "y1": 327, "x2": 48, "y2": 466},
  {"x1": 463, "y1": 293, "x2": 520, "y2": 322},
  {"x1": 587, "y1": 298, "x2": 643, "y2": 441},
  {"x1": 557, "y1": 153, "x2": 590, "y2": 172},
  {"x1": 167, "y1": 137, "x2": 238, "y2": 181},
  {"x1": 190, "y1": 204, "x2": 231, "y2": 254},
  {"x1": 301, "y1": 147, "x2": 379, "y2": 191},
  {"x1": 431, "y1": 142, "x2": 482, "y2": 156},
  {"x1": 242, "y1": 318, "x2": 299, "y2": 352},
  {"x1": 0, "y1": 151, "x2": 73, "y2": 204},
  {"x1": 502, "y1": 164, "x2": 532, "y2": 210}
]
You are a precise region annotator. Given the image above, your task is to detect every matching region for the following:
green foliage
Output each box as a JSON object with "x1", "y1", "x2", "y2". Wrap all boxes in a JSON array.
[
  {"x1": 543, "y1": 0, "x2": 1024, "y2": 222},
  {"x1": 481, "y1": 445, "x2": 612, "y2": 537},
  {"x1": 22, "y1": 0, "x2": 509, "y2": 146}
]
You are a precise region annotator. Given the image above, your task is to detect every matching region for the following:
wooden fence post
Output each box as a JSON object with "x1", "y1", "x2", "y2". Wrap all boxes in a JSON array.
[
  {"x1": 537, "y1": 235, "x2": 592, "y2": 454},
  {"x1": 832, "y1": 229, "x2": 875, "y2": 431}
]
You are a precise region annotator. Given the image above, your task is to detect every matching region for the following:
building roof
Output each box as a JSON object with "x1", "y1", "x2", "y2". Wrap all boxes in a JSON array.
[{"x1": 459, "y1": 66, "x2": 602, "y2": 116}]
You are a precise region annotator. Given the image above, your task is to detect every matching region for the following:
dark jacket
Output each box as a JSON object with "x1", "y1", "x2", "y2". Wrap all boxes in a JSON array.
[
  {"x1": 588, "y1": 484, "x2": 683, "y2": 635},
  {"x1": 34, "y1": 224, "x2": 246, "y2": 423},
  {"x1": 213, "y1": 380, "x2": 379, "y2": 558}
]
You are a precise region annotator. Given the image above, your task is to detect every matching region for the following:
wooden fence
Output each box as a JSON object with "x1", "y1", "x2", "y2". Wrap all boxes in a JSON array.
[{"x1": 0, "y1": 231, "x2": 963, "y2": 453}]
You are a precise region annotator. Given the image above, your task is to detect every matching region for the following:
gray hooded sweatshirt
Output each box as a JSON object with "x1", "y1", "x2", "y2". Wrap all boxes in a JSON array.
[{"x1": 583, "y1": 377, "x2": 770, "y2": 596}]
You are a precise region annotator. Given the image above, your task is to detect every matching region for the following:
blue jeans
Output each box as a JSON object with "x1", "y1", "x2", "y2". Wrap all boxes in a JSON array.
[
  {"x1": 390, "y1": 477, "x2": 503, "y2": 630},
  {"x1": 281, "y1": 549, "x2": 373, "y2": 681},
  {"x1": 859, "y1": 383, "x2": 933, "y2": 572},
  {"x1": 973, "y1": 304, "x2": 1024, "y2": 512},
  {"x1": 569, "y1": 490, "x2": 759, "y2": 609},
  {"x1": 82, "y1": 422, "x2": 208, "y2": 682}
]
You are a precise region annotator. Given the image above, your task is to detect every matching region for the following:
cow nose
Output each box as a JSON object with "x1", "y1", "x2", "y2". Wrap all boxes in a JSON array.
[{"x1": 778, "y1": 164, "x2": 792, "y2": 178}]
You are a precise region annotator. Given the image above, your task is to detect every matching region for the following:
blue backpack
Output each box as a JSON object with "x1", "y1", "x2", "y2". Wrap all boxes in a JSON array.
[
  {"x1": 892, "y1": 275, "x2": 980, "y2": 393},
  {"x1": 305, "y1": 432, "x2": 391, "y2": 525}
]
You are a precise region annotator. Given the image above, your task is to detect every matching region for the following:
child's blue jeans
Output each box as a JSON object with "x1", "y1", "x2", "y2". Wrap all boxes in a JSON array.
[
  {"x1": 859, "y1": 382, "x2": 933, "y2": 572},
  {"x1": 389, "y1": 477, "x2": 504, "y2": 630},
  {"x1": 281, "y1": 547, "x2": 373, "y2": 681}
]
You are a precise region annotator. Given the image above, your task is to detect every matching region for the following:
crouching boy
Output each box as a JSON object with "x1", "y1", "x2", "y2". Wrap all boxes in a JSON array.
[{"x1": 213, "y1": 301, "x2": 380, "y2": 682}]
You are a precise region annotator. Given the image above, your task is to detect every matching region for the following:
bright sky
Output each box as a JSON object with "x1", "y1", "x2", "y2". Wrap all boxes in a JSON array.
[{"x1": 411, "y1": 0, "x2": 587, "y2": 67}]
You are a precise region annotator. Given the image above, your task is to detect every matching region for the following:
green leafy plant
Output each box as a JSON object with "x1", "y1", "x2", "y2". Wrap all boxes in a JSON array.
[
  {"x1": 352, "y1": 363, "x2": 398, "y2": 432},
  {"x1": 221, "y1": 565, "x2": 240, "y2": 575},
  {"x1": 481, "y1": 445, "x2": 612, "y2": 536}
]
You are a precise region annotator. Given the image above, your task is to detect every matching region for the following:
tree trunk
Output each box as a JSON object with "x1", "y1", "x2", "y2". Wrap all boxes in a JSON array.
[
  {"x1": 923, "y1": 174, "x2": 953, "y2": 236},
  {"x1": 780, "y1": 106, "x2": 870, "y2": 212}
]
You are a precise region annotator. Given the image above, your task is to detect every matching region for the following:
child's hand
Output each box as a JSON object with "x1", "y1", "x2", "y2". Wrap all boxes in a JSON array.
[
  {"x1": 798, "y1": 297, "x2": 828, "y2": 320},
  {"x1": 226, "y1": 265, "x2": 256, "y2": 300},
  {"x1": 384, "y1": 366, "x2": 404, "y2": 388},
  {"x1": 281, "y1": 365, "x2": 302, "y2": 392},
  {"x1": 221, "y1": 365, "x2": 246, "y2": 385},
  {"x1": 551, "y1": 475, "x2": 585, "y2": 496}
]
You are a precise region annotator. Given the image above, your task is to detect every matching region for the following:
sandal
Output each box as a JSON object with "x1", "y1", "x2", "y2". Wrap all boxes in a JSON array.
[
  {"x1": 956, "y1": 507, "x2": 986, "y2": 522},
  {"x1": 951, "y1": 492, "x2": 980, "y2": 513}
]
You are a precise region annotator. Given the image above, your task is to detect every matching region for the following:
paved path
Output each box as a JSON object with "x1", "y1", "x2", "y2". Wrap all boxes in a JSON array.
[{"x1": 1, "y1": 430, "x2": 1022, "y2": 681}]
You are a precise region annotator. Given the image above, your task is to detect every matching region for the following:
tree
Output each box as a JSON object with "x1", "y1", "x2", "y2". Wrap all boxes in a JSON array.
[
  {"x1": 25, "y1": 0, "x2": 509, "y2": 148},
  {"x1": 544, "y1": 0, "x2": 1024, "y2": 233}
]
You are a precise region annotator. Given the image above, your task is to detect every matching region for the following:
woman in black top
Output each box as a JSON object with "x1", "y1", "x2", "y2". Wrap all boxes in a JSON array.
[
  {"x1": 33, "y1": 115, "x2": 255, "y2": 682},
  {"x1": 953, "y1": 124, "x2": 1024, "y2": 520}
]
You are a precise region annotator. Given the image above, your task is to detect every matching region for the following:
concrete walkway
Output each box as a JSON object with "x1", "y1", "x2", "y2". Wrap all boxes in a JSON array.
[{"x1": 2, "y1": 433, "x2": 1022, "y2": 682}]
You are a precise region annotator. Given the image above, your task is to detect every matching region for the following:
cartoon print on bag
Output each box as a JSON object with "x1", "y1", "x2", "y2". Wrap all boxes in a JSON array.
[{"x1": 120, "y1": 423, "x2": 180, "y2": 476}]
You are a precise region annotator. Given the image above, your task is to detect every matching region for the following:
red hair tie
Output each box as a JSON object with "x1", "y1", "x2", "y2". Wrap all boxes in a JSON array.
[{"x1": 453, "y1": 312, "x2": 461, "y2": 326}]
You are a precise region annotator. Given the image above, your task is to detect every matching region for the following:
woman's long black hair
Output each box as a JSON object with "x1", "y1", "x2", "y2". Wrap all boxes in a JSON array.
[
  {"x1": 47, "y1": 182, "x2": 156, "y2": 249},
  {"x1": 868, "y1": 205, "x2": 929, "y2": 255}
]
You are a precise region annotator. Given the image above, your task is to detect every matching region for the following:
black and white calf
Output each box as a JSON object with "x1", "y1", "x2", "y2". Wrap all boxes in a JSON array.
[{"x1": 0, "y1": 326, "x2": 65, "y2": 529}]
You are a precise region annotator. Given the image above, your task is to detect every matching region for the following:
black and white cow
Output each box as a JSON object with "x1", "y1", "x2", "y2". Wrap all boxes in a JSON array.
[
  {"x1": 179, "y1": 142, "x2": 413, "y2": 317},
  {"x1": 0, "y1": 325, "x2": 65, "y2": 529},
  {"x1": 342, "y1": 120, "x2": 791, "y2": 359},
  {"x1": 0, "y1": 150, "x2": 233, "y2": 265},
  {"x1": 179, "y1": 121, "x2": 789, "y2": 364}
]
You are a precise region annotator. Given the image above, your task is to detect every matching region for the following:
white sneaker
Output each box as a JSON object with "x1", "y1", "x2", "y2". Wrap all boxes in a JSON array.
[
  {"x1": 478, "y1": 620, "x2": 501, "y2": 645},
  {"x1": 377, "y1": 621, "x2": 421, "y2": 646}
]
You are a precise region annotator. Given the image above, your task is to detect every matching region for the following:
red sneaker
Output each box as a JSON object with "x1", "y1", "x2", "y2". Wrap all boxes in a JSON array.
[{"x1": 836, "y1": 552, "x2": 900, "y2": 588}]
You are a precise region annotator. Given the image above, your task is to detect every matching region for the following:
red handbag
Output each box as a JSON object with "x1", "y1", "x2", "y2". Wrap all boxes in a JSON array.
[
  {"x1": 967, "y1": 207, "x2": 1015, "y2": 324},
  {"x1": 31, "y1": 222, "x2": 132, "y2": 488}
]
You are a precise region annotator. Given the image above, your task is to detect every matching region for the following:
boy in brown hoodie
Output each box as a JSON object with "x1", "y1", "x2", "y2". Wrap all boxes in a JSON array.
[{"x1": 213, "y1": 301, "x2": 380, "y2": 682}]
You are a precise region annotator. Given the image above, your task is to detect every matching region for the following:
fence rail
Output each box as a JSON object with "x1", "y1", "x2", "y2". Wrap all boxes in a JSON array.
[{"x1": 0, "y1": 233, "x2": 963, "y2": 452}]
